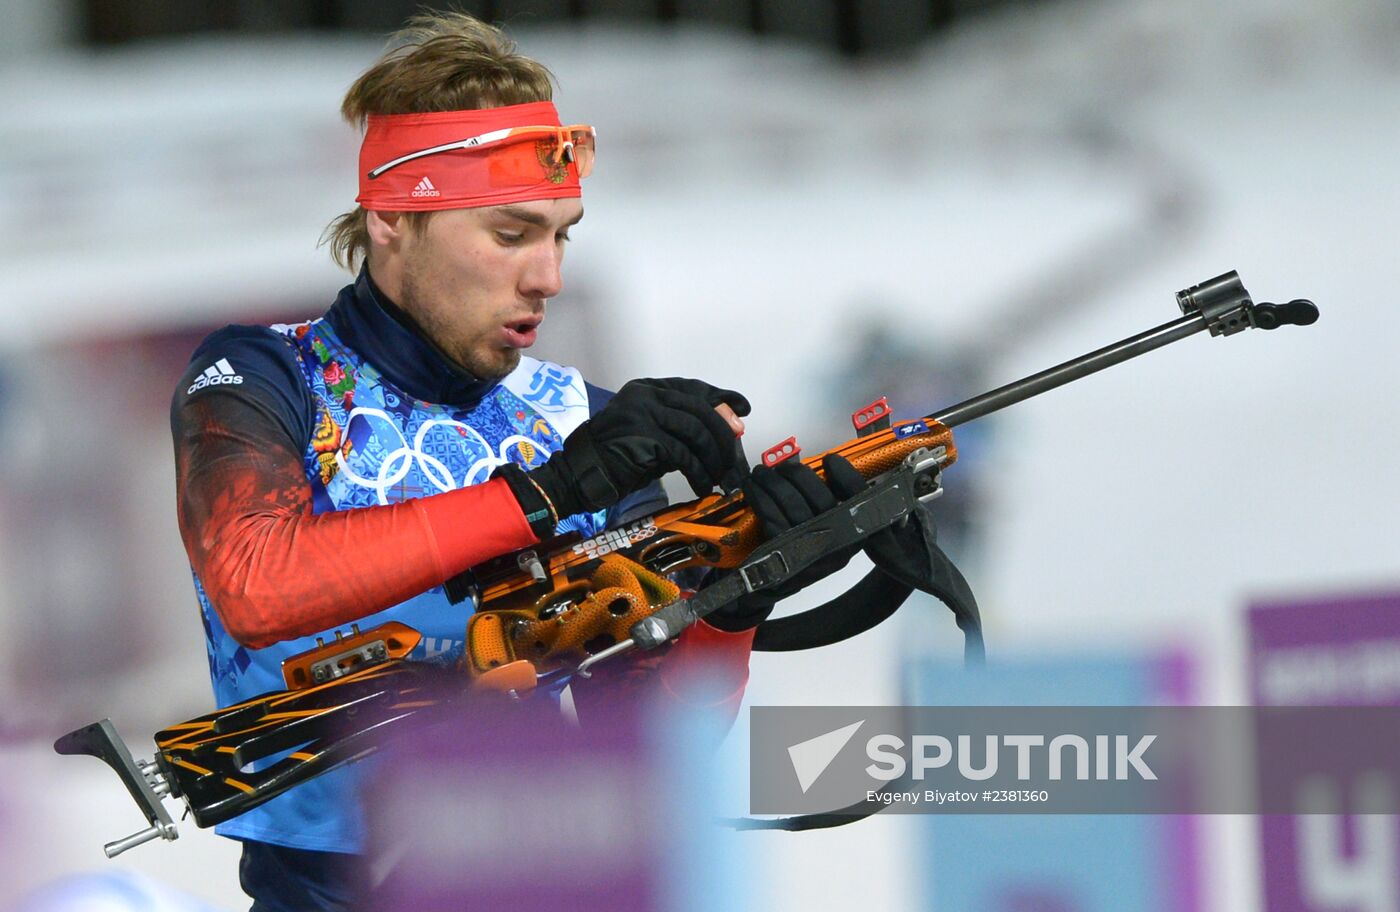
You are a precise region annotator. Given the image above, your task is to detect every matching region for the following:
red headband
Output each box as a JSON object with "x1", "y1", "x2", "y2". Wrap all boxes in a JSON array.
[{"x1": 356, "y1": 101, "x2": 584, "y2": 211}]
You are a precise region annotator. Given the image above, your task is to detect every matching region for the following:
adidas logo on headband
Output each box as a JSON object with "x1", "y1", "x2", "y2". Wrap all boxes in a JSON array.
[{"x1": 411, "y1": 176, "x2": 441, "y2": 198}]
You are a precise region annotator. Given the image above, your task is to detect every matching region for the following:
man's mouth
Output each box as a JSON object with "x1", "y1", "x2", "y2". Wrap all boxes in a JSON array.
[{"x1": 501, "y1": 316, "x2": 543, "y2": 349}]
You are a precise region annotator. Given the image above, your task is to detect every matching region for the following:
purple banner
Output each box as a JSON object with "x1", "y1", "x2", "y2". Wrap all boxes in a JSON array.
[
  {"x1": 359, "y1": 693, "x2": 663, "y2": 912},
  {"x1": 355, "y1": 680, "x2": 746, "y2": 912},
  {"x1": 1248, "y1": 590, "x2": 1400, "y2": 912}
]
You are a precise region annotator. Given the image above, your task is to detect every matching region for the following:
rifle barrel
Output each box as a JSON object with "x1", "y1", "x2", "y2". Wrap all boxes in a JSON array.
[{"x1": 931, "y1": 313, "x2": 1207, "y2": 429}]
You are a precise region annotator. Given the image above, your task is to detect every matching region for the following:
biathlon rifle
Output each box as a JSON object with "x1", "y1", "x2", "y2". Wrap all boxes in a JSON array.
[{"x1": 55, "y1": 270, "x2": 1317, "y2": 856}]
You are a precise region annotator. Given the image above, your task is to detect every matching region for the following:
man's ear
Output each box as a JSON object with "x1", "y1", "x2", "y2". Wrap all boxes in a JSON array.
[{"x1": 365, "y1": 210, "x2": 406, "y2": 251}]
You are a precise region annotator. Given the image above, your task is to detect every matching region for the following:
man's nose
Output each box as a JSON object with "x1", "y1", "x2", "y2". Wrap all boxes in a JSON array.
[{"x1": 520, "y1": 243, "x2": 564, "y2": 300}]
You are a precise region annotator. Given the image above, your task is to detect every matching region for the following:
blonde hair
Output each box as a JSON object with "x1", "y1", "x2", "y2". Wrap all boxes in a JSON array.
[{"x1": 322, "y1": 11, "x2": 557, "y2": 271}]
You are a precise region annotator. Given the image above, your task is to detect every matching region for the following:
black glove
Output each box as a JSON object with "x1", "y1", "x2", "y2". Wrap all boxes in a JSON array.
[
  {"x1": 822, "y1": 453, "x2": 934, "y2": 589},
  {"x1": 706, "y1": 459, "x2": 860, "y2": 632},
  {"x1": 516, "y1": 378, "x2": 750, "y2": 525}
]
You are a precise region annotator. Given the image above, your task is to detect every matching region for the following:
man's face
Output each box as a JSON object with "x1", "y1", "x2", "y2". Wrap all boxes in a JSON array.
[{"x1": 393, "y1": 197, "x2": 583, "y2": 381}]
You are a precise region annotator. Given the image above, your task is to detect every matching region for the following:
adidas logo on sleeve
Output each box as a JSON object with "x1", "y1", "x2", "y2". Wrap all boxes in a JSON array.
[
  {"x1": 187, "y1": 358, "x2": 244, "y2": 394},
  {"x1": 411, "y1": 176, "x2": 441, "y2": 198}
]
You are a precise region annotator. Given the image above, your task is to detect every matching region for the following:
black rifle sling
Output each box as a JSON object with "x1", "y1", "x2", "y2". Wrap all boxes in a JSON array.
[
  {"x1": 751, "y1": 568, "x2": 911, "y2": 651},
  {"x1": 731, "y1": 504, "x2": 984, "y2": 831},
  {"x1": 751, "y1": 495, "x2": 985, "y2": 664}
]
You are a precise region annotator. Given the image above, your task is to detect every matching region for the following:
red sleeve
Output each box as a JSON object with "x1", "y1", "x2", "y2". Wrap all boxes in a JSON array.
[{"x1": 174, "y1": 389, "x2": 537, "y2": 649}]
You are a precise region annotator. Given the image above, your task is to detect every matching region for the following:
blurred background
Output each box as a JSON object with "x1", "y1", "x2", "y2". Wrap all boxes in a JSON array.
[{"x1": 2, "y1": 0, "x2": 1397, "y2": 909}]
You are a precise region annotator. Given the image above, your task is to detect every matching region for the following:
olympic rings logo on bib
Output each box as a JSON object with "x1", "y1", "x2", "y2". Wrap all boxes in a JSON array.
[{"x1": 334, "y1": 407, "x2": 553, "y2": 505}]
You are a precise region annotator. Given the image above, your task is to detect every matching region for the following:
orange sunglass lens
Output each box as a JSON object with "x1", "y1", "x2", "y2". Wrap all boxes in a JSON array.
[
  {"x1": 561, "y1": 129, "x2": 595, "y2": 178},
  {"x1": 484, "y1": 128, "x2": 594, "y2": 184}
]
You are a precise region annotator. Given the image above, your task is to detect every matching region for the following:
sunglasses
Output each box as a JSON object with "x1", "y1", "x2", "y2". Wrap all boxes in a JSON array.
[{"x1": 367, "y1": 124, "x2": 597, "y2": 181}]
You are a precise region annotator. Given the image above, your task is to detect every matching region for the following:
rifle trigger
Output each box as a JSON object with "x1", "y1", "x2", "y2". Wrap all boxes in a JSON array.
[
  {"x1": 761, "y1": 437, "x2": 801, "y2": 468},
  {"x1": 852, "y1": 396, "x2": 892, "y2": 436}
]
